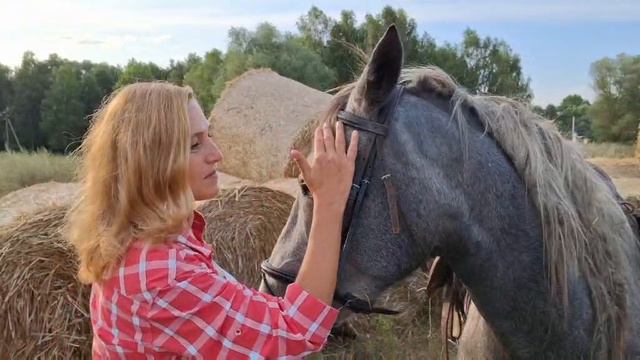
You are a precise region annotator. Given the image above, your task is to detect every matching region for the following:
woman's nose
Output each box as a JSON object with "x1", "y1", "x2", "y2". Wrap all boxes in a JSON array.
[{"x1": 206, "y1": 140, "x2": 223, "y2": 164}]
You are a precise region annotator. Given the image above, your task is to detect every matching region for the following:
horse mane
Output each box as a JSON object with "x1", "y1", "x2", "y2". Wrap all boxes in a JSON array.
[{"x1": 295, "y1": 66, "x2": 636, "y2": 358}]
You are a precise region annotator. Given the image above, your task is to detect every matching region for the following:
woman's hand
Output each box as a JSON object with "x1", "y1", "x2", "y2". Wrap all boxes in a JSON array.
[
  {"x1": 290, "y1": 121, "x2": 359, "y2": 305},
  {"x1": 290, "y1": 121, "x2": 359, "y2": 211}
]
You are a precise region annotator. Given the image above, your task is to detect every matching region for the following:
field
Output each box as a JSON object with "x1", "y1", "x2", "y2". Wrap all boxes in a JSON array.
[{"x1": 0, "y1": 142, "x2": 638, "y2": 358}]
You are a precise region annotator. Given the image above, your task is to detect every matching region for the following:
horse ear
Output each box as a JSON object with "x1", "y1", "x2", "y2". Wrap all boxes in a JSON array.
[{"x1": 355, "y1": 24, "x2": 403, "y2": 109}]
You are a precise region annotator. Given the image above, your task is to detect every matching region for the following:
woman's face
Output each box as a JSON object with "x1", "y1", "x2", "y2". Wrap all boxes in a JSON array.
[{"x1": 187, "y1": 99, "x2": 223, "y2": 201}]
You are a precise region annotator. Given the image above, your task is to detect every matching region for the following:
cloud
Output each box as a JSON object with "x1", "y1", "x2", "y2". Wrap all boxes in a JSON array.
[
  {"x1": 149, "y1": 35, "x2": 172, "y2": 44},
  {"x1": 0, "y1": 1, "x2": 302, "y2": 33},
  {"x1": 532, "y1": 84, "x2": 595, "y2": 106},
  {"x1": 60, "y1": 34, "x2": 173, "y2": 49},
  {"x1": 77, "y1": 39, "x2": 106, "y2": 45},
  {"x1": 399, "y1": 0, "x2": 640, "y2": 23}
]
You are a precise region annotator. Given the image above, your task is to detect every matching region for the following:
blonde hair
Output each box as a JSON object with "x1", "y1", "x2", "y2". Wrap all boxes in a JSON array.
[{"x1": 67, "y1": 82, "x2": 195, "y2": 284}]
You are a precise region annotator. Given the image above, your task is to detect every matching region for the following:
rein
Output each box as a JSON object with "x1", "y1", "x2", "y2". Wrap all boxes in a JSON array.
[{"x1": 260, "y1": 86, "x2": 406, "y2": 315}]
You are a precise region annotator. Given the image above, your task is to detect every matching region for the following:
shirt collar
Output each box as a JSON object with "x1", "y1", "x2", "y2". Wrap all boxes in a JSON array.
[{"x1": 176, "y1": 210, "x2": 211, "y2": 258}]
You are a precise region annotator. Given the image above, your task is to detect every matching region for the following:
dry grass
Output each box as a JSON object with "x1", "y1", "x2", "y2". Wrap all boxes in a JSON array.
[
  {"x1": 581, "y1": 142, "x2": 635, "y2": 159},
  {"x1": 0, "y1": 182, "x2": 80, "y2": 227},
  {"x1": 0, "y1": 150, "x2": 77, "y2": 198},
  {"x1": 0, "y1": 204, "x2": 91, "y2": 360},
  {"x1": 0, "y1": 185, "x2": 297, "y2": 358},
  {"x1": 198, "y1": 185, "x2": 295, "y2": 288},
  {"x1": 209, "y1": 69, "x2": 330, "y2": 182}
]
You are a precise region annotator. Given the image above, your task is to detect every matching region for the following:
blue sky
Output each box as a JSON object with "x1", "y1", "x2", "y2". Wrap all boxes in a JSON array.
[{"x1": 1, "y1": 0, "x2": 638, "y2": 105}]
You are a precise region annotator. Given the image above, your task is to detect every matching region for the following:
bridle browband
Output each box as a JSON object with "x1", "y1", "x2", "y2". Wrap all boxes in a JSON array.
[{"x1": 261, "y1": 86, "x2": 405, "y2": 315}]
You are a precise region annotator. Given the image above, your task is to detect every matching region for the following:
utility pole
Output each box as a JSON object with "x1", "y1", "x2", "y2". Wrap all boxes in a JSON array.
[
  {"x1": 571, "y1": 115, "x2": 577, "y2": 143},
  {"x1": 1, "y1": 109, "x2": 24, "y2": 151}
]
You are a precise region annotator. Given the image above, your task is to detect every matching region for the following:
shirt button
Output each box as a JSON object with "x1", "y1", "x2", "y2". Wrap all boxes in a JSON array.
[{"x1": 235, "y1": 329, "x2": 242, "y2": 336}]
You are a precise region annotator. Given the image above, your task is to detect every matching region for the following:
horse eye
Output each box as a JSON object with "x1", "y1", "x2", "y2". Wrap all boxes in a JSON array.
[{"x1": 298, "y1": 178, "x2": 311, "y2": 197}]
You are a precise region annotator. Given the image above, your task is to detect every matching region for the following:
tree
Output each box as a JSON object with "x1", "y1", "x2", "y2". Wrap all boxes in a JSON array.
[
  {"x1": 184, "y1": 50, "x2": 223, "y2": 113},
  {"x1": 166, "y1": 54, "x2": 201, "y2": 86},
  {"x1": 555, "y1": 95, "x2": 592, "y2": 139},
  {"x1": 11, "y1": 52, "x2": 57, "y2": 150},
  {"x1": 414, "y1": 32, "x2": 468, "y2": 84},
  {"x1": 209, "y1": 23, "x2": 336, "y2": 108},
  {"x1": 0, "y1": 64, "x2": 12, "y2": 112},
  {"x1": 116, "y1": 59, "x2": 165, "y2": 88},
  {"x1": 40, "y1": 64, "x2": 86, "y2": 152},
  {"x1": 86, "y1": 63, "x2": 120, "y2": 112},
  {"x1": 460, "y1": 29, "x2": 531, "y2": 100},
  {"x1": 324, "y1": 10, "x2": 366, "y2": 85},
  {"x1": 297, "y1": 6, "x2": 334, "y2": 54},
  {"x1": 0, "y1": 64, "x2": 12, "y2": 148},
  {"x1": 590, "y1": 54, "x2": 640, "y2": 142},
  {"x1": 361, "y1": 6, "x2": 420, "y2": 64}
]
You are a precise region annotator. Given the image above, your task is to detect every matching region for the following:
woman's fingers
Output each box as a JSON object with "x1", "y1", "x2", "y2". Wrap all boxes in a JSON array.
[
  {"x1": 290, "y1": 150, "x2": 312, "y2": 181},
  {"x1": 323, "y1": 122, "x2": 336, "y2": 154},
  {"x1": 347, "y1": 130, "x2": 359, "y2": 162},
  {"x1": 335, "y1": 121, "x2": 346, "y2": 154},
  {"x1": 314, "y1": 126, "x2": 325, "y2": 156}
]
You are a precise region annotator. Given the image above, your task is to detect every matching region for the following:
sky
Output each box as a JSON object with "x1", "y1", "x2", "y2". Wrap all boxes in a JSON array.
[{"x1": 1, "y1": 0, "x2": 639, "y2": 106}]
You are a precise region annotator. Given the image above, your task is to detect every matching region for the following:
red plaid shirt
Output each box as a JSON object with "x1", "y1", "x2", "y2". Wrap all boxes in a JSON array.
[{"x1": 90, "y1": 211, "x2": 338, "y2": 359}]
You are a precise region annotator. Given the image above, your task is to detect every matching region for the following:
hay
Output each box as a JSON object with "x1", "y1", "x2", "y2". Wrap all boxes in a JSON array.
[
  {"x1": 0, "y1": 184, "x2": 294, "y2": 358},
  {"x1": 0, "y1": 204, "x2": 91, "y2": 360},
  {"x1": 0, "y1": 182, "x2": 442, "y2": 358},
  {"x1": 261, "y1": 178, "x2": 299, "y2": 198},
  {"x1": 198, "y1": 185, "x2": 295, "y2": 287},
  {"x1": 209, "y1": 69, "x2": 331, "y2": 182},
  {"x1": 0, "y1": 182, "x2": 80, "y2": 227}
]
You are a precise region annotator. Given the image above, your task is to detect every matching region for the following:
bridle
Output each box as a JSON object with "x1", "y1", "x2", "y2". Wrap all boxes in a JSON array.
[{"x1": 261, "y1": 86, "x2": 405, "y2": 315}]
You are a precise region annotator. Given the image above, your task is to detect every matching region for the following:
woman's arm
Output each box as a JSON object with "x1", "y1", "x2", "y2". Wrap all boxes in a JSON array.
[{"x1": 291, "y1": 121, "x2": 358, "y2": 305}]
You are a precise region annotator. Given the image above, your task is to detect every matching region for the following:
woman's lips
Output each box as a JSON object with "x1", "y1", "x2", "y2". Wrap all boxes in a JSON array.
[{"x1": 204, "y1": 170, "x2": 217, "y2": 179}]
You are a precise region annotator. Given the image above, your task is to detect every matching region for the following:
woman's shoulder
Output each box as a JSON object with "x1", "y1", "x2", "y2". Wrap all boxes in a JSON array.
[{"x1": 104, "y1": 235, "x2": 213, "y2": 299}]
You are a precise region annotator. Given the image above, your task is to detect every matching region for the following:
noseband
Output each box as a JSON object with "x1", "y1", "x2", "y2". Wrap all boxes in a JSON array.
[{"x1": 261, "y1": 86, "x2": 405, "y2": 315}]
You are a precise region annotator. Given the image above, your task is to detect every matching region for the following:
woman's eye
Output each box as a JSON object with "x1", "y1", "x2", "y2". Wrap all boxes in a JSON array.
[{"x1": 191, "y1": 142, "x2": 199, "y2": 150}]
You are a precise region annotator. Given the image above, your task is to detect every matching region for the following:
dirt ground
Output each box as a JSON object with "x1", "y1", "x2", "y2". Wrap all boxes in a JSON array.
[{"x1": 588, "y1": 157, "x2": 640, "y2": 198}]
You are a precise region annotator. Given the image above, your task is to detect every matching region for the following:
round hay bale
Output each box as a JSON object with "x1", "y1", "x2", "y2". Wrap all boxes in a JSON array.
[
  {"x1": 262, "y1": 178, "x2": 299, "y2": 198},
  {"x1": 0, "y1": 204, "x2": 91, "y2": 359},
  {"x1": 210, "y1": 69, "x2": 331, "y2": 182},
  {"x1": 0, "y1": 182, "x2": 80, "y2": 227},
  {"x1": 0, "y1": 184, "x2": 294, "y2": 358},
  {"x1": 198, "y1": 185, "x2": 295, "y2": 287}
]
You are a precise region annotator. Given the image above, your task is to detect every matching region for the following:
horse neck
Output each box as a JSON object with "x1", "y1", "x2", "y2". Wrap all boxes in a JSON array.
[
  {"x1": 433, "y1": 130, "x2": 595, "y2": 358},
  {"x1": 390, "y1": 96, "x2": 591, "y2": 356}
]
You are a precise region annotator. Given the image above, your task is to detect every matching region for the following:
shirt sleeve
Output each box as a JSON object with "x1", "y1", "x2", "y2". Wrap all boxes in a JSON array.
[{"x1": 145, "y1": 261, "x2": 339, "y2": 359}]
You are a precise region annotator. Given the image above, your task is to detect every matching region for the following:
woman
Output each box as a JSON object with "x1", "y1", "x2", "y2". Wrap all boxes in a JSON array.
[{"x1": 67, "y1": 82, "x2": 358, "y2": 359}]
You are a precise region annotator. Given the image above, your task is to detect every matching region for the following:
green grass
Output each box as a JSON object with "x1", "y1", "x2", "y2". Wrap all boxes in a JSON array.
[
  {"x1": 581, "y1": 142, "x2": 636, "y2": 159},
  {"x1": 315, "y1": 308, "x2": 449, "y2": 360},
  {"x1": 0, "y1": 150, "x2": 77, "y2": 198}
]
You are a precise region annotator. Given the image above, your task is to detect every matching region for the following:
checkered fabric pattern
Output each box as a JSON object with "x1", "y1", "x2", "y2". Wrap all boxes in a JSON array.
[{"x1": 90, "y1": 211, "x2": 338, "y2": 359}]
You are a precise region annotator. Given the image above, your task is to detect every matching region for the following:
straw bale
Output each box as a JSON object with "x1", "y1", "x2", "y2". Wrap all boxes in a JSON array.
[
  {"x1": 0, "y1": 205, "x2": 91, "y2": 359},
  {"x1": 0, "y1": 181, "x2": 442, "y2": 358},
  {"x1": 210, "y1": 69, "x2": 331, "y2": 182},
  {"x1": 198, "y1": 185, "x2": 294, "y2": 287},
  {"x1": 0, "y1": 182, "x2": 80, "y2": 227},
  {"x1": 0, "y1": 184, "x2": 295, "y2": 357}
]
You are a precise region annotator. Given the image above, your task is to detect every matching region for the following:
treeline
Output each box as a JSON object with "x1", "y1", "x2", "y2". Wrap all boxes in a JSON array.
[
  {"x1": 533, "y1": 54, "x2": 640, "y2": 143},
  {"x1": 0, "y1": 6, "x2": 637, "y2": 153}
]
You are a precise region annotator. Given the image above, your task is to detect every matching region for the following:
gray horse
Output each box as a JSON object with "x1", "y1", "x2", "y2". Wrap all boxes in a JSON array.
[{"x1": 260, "y1": 25, "x2": 640, "y2": 359}]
